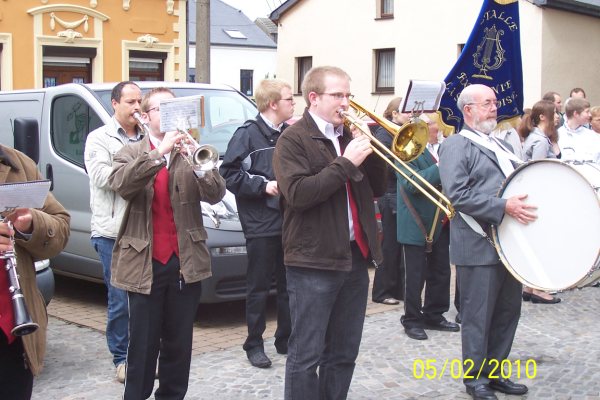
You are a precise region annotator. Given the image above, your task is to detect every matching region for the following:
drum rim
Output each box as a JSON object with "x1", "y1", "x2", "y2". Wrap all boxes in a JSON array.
[{"x1": 491, "y1": 159, "x2": 600, "y2": 291}]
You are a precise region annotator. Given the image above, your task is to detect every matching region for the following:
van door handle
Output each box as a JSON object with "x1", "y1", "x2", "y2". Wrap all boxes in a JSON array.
[{"x1": 45, "y1": 164, "x2": 54, "y2": 191}]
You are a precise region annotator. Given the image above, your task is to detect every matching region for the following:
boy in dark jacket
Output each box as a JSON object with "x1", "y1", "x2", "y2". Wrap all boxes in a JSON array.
[{"x1": 220, "y1": 79, "x2": 295, "y2": 368}]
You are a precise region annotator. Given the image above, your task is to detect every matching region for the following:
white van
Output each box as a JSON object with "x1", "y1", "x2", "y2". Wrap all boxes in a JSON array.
[{"x1": 0, "y1": 82, "x2": 256, "y2": 303}]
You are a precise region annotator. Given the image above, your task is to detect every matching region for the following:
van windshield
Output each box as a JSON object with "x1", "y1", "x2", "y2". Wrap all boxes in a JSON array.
[{"x1": 94, "y1": 88, "x2": 257, "y2": 154}]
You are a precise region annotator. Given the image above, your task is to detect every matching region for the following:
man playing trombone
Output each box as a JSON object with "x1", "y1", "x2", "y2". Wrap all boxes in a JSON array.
[{"x1": 273, "y1": 66, "x2": 387, "y2": 400}]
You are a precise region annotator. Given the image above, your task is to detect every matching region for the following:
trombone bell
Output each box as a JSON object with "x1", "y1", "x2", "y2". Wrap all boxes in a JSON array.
[
  {"x1": 391, "y1": 119, "x2": 429, "y2": 162},
  {"x1": 340, "y1": 100, "x2": 455, "y2": 219}
]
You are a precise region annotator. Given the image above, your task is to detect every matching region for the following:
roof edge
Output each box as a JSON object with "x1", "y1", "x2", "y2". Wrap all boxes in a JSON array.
[
  {"x1": 269, "y1": 0, "x2": 301, "y2": 23},
  {"x1": 529, "y1": 0, "x2": 600, "y2": 18}
]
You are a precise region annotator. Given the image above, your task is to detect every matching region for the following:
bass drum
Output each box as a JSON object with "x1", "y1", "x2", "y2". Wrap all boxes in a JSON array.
[{"x1": 493, "y1": 159, "x2": 600, "y2": 291}]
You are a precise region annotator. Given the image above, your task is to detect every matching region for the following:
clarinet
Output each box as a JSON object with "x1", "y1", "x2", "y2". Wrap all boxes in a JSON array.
[{"x1": 2, "y1": 220, "x2": 39, "y2": 336}]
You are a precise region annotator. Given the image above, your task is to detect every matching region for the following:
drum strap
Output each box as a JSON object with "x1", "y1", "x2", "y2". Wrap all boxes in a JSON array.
[
  {"x1": 459, "y1": 212, "x2": 496, "y2": 248},
  {"x1": 459, "y1": 129, "x2": 520, "y2": 244},
  {"x1": 459, "y1": 129, "x2": 520, "y2": 177}
]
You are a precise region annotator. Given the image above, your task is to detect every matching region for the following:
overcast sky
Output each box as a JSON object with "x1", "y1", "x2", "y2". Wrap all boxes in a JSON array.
[{"x1": 220, "y1": 0, "x2": 282, "y2": 20}]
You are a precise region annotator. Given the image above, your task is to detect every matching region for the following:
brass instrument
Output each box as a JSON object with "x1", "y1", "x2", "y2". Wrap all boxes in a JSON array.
[
  {"x1": 174, "y1": 128, "x2": 219, "y2": 174},
  {"x1": 2, "y1": 220, "x2": 39, "y2": 336},
  {"x1": 133, "y1": 112, "x2": 219, "y2": 175},
  {"x1": 340, "y1": 100, "x2": 455, "y2": 219}
]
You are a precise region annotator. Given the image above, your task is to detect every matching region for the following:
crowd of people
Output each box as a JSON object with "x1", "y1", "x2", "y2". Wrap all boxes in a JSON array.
[{"x1": 1, "y1": 73, "x2": 599, "y2": 400}]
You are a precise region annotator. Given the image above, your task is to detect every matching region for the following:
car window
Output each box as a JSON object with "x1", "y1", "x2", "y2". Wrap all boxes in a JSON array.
[
  {"x1": 51, "y1": 95, "x2": 103, "y2": 167},
  {"x1": 94, "y1": 87, "x2": 257, "y2": 155}
]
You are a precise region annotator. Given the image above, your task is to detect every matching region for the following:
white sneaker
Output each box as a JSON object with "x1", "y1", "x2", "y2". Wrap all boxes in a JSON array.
[{"x1": 116, "y1": 363, "x2": 126, "y2": 384}]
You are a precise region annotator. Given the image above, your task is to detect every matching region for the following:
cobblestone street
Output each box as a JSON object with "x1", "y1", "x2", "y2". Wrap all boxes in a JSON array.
[{"x1": 32, "y1": 274, "x2": 600, "y2": 399}]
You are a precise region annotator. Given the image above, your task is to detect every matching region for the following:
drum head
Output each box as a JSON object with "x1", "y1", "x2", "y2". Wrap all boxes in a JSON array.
[{"x1": 494, "y1": 160, "x2": 600, "y2": 290}]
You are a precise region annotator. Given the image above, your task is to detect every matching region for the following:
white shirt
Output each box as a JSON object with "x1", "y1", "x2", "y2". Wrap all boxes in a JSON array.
[
  {"x1": 558, "y1": 123, "x2": 600, "y2": 162},
  {"x1": 308, "y1": 111, "x2": 356, "y2": 241},
  {"x1": 259, "y1": 113, "x2": 283, "y2": 132},
  {"x1": 427, "y1": 142, "x2": 440, "y2": 161}
]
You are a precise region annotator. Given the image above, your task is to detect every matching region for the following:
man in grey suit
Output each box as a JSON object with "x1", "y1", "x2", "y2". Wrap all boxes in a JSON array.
[{"x1": 438, "y1": 84, "x2": 537, "y2": 400}]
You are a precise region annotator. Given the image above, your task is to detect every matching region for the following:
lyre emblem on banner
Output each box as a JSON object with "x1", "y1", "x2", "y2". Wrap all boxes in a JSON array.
[{"x1": 472, "y1": 24, "x2": 506, "y2": 80}]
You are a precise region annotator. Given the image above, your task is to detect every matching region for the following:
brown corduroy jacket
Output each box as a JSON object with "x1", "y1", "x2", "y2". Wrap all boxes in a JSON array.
[{"x1": 0, "y1": 145, "x2": 70, "y2": 376}]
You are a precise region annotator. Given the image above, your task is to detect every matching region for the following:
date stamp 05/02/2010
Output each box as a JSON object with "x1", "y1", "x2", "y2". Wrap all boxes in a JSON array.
[{"x1": 412, "y1": 358, "x2": 537, "y2": 380}]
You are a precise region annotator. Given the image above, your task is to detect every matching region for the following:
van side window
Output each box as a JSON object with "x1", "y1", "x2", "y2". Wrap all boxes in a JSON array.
[{"x1": 51, "y1": 95, "x2": 103, "y2": 167}]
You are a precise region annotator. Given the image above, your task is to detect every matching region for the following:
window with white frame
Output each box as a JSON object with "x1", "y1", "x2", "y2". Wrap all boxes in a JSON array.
[{"x1": 375, "y1": 49, "x2": 394, "y2": 93}]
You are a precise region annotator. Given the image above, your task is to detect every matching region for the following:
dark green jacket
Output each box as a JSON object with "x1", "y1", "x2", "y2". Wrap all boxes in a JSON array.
[{"x1": 396, "y1": 148, "x2": 445, "y2": 246}]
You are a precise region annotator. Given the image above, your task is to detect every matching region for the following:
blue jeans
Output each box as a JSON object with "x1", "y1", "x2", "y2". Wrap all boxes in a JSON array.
[
  {"x1": 284, "y1": 243, "x2": 370, "y2": 400},
  {"x1": 91, "y1": 236, "x2": 129, "y2": 366}
]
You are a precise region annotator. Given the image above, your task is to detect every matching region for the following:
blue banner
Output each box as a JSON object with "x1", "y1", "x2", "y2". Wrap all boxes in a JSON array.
[{"x1": 438, "y1": 0, "x2": 523, "y2": 134}]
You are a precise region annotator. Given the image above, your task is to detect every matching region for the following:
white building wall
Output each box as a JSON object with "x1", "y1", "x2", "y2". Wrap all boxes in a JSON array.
[
  {"x1": 189, "y1": 45, "x2": 277, "y2": 95},
  {"x1": 275, "y1": 0, "x2": 600, "y2": 114}
]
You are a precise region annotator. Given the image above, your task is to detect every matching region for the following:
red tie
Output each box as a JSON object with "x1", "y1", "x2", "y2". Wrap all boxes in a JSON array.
[{"x1": 339, "y1": 137, "x2": 370, "y2": 259}]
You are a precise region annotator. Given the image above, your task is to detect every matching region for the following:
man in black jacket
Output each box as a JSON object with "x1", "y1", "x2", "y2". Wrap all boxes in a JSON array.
[{"x1": 220, "y1": 79, "x2": 295, "y2": 368}]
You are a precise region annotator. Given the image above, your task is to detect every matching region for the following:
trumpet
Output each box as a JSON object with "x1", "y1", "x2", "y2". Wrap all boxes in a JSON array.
[
  {"x1": 340, "y1": 100, "x2": 455, "y2": 219},
  {"x1": 2, "y1": 220, "x2": 39, "y2": 336},
  {"x1": 133, "y1": 112, "x2": 219, "y2": 174},
  {"x1": 174, "y1": 128, "x2": 219, "y2": 174}
]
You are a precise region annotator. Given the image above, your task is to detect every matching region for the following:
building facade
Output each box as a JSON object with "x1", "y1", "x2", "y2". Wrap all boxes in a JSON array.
[
  {"x1": 188, "y1": 0, "x2": 277, "y2": 97},
  {"x1": 271, "y1": 0, "x2": 600, "y2": 113},
  {"x1": 0, "y1": 0, "x2": 188, "y2": 90}
]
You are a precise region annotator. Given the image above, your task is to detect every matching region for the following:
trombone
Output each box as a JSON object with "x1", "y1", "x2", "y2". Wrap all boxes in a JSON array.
[{"x1": 340, "y1": 100, "x2": 455, "y2": 219}]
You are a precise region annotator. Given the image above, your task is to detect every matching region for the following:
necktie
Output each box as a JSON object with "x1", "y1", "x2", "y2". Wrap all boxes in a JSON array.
[{"x1": 338, "y1": 137, "x2": 370, "y2": 259}]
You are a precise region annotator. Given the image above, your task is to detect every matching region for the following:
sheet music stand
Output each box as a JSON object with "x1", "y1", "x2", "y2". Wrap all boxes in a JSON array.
[{"x1": 400, "y1": 80, "x2": 446, "y2": 116}]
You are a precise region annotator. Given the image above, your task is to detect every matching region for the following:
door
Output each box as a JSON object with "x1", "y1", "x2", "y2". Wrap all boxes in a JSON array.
[{"x1": 43, "y1": 65, "x2": 91, "y2": 87}]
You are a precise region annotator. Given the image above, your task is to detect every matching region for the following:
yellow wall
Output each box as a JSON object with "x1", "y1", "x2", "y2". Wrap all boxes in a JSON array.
[{"x1": 0, "y1": 0, "x2": 187, "y2": 89}]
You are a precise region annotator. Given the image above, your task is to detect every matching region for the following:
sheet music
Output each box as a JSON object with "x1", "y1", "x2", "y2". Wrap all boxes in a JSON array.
[
  {"x1": 0, "y1": 180, "x2": 51, "y2": 214},
  {"x1": 159, "y1": 95, "x2": 205, "y2": 140},
  {"x1": 401, "y1": 80, "x2": 446, "y2": 114}
]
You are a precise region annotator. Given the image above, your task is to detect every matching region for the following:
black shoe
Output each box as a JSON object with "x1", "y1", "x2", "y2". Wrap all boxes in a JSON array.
[
  {"x1": 530, "y1": 293, "x2": 561, "y2": 304},
  {"x1": 275, "y1": 342, "x2": 288, "y2": 355},
  {"x1": 424, "y1": 319, "x2": 460, "y2": 332},
  {"x1": 591, "y1": 281, "x2": 600, "y2": 287},
  {"x1": 489, "y1": 378, "x2": 528, "y2": 395},
  {"x1": 522, "y1": 292, "x2": 532, "y2": 301},
  {"x1": 246, "y1": 348, "x2": 272, "y2": 368},
  {"x1": 455, "y1": 313, "x2": 462, "y2": 324},
  {"x1": 466, "y1": 384, "x2": 498, "y2": 400},
  {"x1": 404, "y1": 327, "x2": 428, "y2": 340}
]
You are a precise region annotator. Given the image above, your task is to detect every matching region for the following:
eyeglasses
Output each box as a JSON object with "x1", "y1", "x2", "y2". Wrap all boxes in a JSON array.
[
  {"x1": 467, "y1": 100, "x2": 501, "y2": 109},
  {"x1": 319, "y1": 92, "x2": 354, "y2": 101},
  {"x1": 146, "y1": 106, "x2": 160, "y2": 113}
]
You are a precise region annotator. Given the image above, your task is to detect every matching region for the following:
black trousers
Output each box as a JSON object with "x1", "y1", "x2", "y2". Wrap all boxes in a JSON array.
[
  {"x1": 401, "y1": 225, "x2": 451, "y2": 329},
  {"x1": 124, "y1": 254, "x2": 202, "y2": 400},
  {"x1": 0, "y1": 331, "x2": 33, "y2": 400},
  {"x1": 243, "y1": 236, "x2": 291, "y2": 352},
  {"x1": 372, "y1": 196, "x2": 405, "y2": 302}
]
